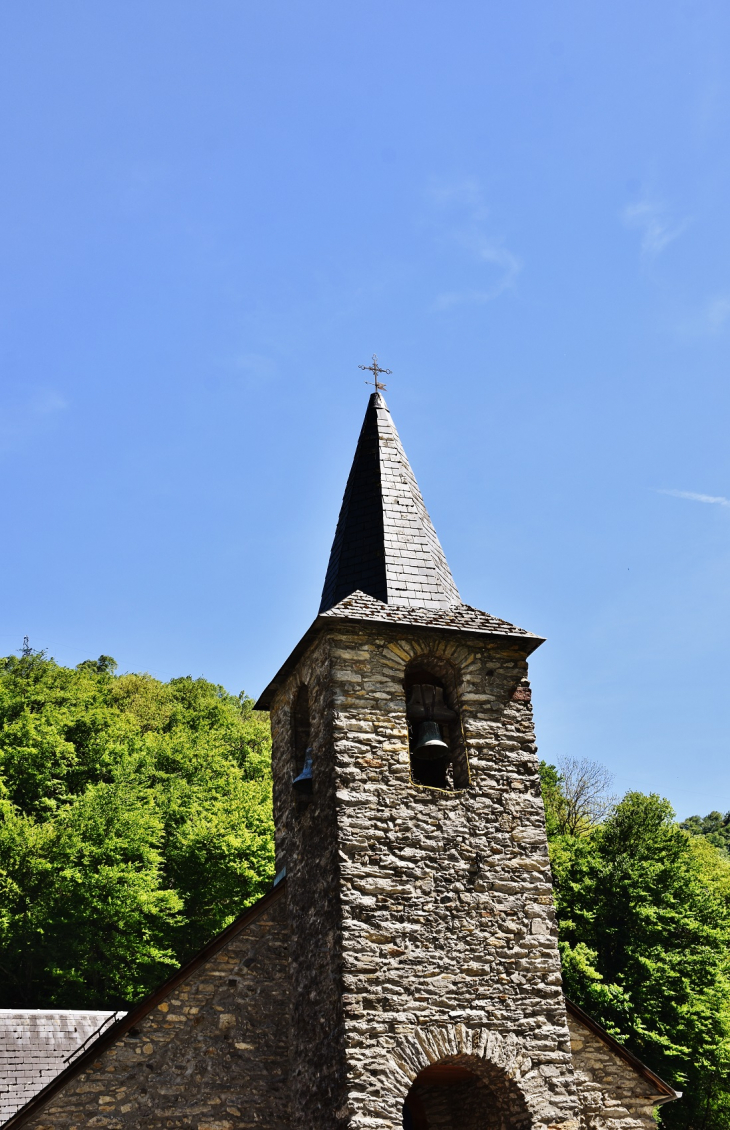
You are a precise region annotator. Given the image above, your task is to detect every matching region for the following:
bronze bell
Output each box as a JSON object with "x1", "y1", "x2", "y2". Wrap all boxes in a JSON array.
[
  {"x1": 293, "y1": 748, "x2": 314, "y2": 798},
  {"x1": 406, "y1": 683, "x2": 456, "y2": 761},
  {"x1": 406, "y1": 684, "x2": 456, "y2": 723},
  {"x1": 413, "y1": 719, "x2": 449, "y2": 760}
]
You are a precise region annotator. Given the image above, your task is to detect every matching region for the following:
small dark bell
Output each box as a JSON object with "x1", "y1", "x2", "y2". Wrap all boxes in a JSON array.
[
  {"x1": 413, "y1": 720, "x2": 449, "y2": 760},
  {"x1": 293, "y1": 748, "x2": 314, "y2": 798}
]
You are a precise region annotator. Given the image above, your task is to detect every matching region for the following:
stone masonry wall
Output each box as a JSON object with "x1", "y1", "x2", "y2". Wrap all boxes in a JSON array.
[
  {"x1": 270, "y1": 632, "x2": 348, "y2": 1130},
  {"x1": 567, "y1": 1013, "x2": 669, "y2": 1130},
  {"x1": 269, "y1": 621, "x2": 582, "y2": 1130},
  {"x1": 17, "y1": 894, "x2": 291, "y2": 1130}
]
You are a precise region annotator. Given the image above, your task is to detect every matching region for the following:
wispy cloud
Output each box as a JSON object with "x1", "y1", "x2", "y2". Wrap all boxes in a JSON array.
[
  {"x1": 0, "y1": 387, "x2": 67, "y2": 452},
  {"x1": 427, "y1": 179, "x2": 522, "y2": 309},
  {"x1": 429, "y1": 178, "x2": 487, "y2": 216},
  {"x1": 659, "y1": 489, "x2": 730, "y2": 507},
  {"x1": 622, "y1": 201, "x2": 690, "y2": 259},
  {"x1": 673, "y1": 292, "x2": 730, "y2": 340},
  {"x1": 706, "y1": 294, "x2": 730, "y2": 332},
  {"x1": 434, "y1": 242, "x2": 522, "y2": 309}
]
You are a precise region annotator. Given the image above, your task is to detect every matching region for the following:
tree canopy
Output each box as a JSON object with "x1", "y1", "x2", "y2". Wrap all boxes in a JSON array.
[
  {"x1": 2, "y1": 646, "x2": 729, "y2": 1129},
  {"x1": 541, "y1": 761, "x2": 730, "y2": 1130},
  {"x1": 681, "y1": 810, "x2": 730, "y2": 858},
  {"x1": 0, "y1": 650, "x2": 274, "y2": 1009}
]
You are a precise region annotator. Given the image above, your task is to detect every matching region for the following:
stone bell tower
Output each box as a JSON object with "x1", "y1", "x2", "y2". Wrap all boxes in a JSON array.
[{"x1": 256, "y1": 392, "x2": 580, "y2": 1130}]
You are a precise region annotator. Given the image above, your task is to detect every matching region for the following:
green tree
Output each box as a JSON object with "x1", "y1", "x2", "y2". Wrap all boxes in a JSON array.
[
  {"x1": 543, "y1": 777, "x2": 730, "y2": 1130},
  {"x1": 538, "y1": 760, "x2": 565, "y2": 839},
  {"x1": 681, "y1": 811, "x2": 730, "y2": 858},
  {"x1": 0, "y1": 651, "x2": 274, "y2": 1008}
]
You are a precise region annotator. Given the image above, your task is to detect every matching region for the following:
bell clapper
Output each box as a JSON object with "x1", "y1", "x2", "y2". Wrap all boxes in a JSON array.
[{"x1": 293, "y1": 747, "x2": 314, "y2": 799}]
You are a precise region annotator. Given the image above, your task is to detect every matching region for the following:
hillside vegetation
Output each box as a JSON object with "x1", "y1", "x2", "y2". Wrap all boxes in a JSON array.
[
  {"x1": 680, "y1": 810, "x2": 730, "y2": 857},
  {"x1": 1, "y1": 650, "x2": 728, "y2": 1128},
  {"x1": 0, "y1": 651, "x2": 274, "y2": 1009},
  {"x1": 542, "y1": 760, "x2": 730, "y2": 1130}
]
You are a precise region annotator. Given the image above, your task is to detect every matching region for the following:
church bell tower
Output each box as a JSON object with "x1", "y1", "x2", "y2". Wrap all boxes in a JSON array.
[{"x1": 256, "y1": 392, "x2": 580, "y2": 1130}]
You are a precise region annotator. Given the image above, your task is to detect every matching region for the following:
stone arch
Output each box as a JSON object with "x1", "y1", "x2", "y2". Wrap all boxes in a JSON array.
[
  {"x1": 403, "y1": 1056, "x2": 531, "y2": 1130},
  {"x1": 290, "y1": 682, "x2": 311, "y2": 779},
  {"x1": 402, "y1": 652, "x2": 470, "y2": 790},
  {"x1": 384, "y1": 1025, "x2": 555, "y2": 1130}
]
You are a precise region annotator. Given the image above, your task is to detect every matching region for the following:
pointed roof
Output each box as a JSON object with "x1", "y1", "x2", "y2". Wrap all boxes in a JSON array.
[
  {"x1": 255, "y1": 391, "x2": 544, "y2": 710},
  {"x1": 319, "y1": 392, "x2": 460, "y2": 613},
  {"x1": 320, "y1": 590, "x2": 537, "y2": 637}
]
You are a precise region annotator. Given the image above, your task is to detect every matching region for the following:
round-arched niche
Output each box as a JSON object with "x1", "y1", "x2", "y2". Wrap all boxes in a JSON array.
[
  {"x1": 401, "y1": 1056, "x2": 532, "y2": 1130},
  {"x1": 403, "y1": 655, "x2": 470, "y2": 791}
]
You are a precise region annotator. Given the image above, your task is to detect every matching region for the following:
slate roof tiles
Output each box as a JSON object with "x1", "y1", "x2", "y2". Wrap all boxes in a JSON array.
[
  {"x1": 320, "y1": 590, "x2": 541, "y2": 641},
  {"x1": 256, "y1": 393, "x2": 543, "y2": 708},
  {"x1": 0, "y1": 1011, "x2": 122, "y2": 1125},
  {"x1": 319, "y1": 392, "x2": 461, "y2": 612}
]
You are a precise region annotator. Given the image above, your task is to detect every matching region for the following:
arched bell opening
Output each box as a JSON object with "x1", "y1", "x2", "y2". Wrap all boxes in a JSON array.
[
  {"x1": 291, "y1": 684, "x2": 313, "y2": 801},
  {"x1": 402, "y1": 1058, "x2": 532, "y2": 1130},
  {"x1": 403, "y1": 657, "x2": 469, "y2": 791}
]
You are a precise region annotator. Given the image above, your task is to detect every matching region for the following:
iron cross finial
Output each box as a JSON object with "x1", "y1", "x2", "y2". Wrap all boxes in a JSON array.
[{"x1": 359, "y1": 354, "x2": 392, "y2": 392}]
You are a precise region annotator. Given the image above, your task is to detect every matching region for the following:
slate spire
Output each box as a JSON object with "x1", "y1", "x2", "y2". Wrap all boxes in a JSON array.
[{"x1": 319, "y1": 392, "x2": 461, "y2": 613}]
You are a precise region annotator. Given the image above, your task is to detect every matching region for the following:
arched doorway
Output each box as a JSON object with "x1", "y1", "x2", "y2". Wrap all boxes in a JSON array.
[{"x1": 401, "y1": 1057, "x2": 532, "y2": 1130}]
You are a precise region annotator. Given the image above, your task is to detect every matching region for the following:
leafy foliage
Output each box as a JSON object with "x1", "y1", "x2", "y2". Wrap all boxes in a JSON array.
[
  {"x1": 0, "y1": 651, "x2": 274, "y2": 1008},
  {"x1": 4, "y1": 645, "x2": 728, "y2": 1129},
  {"x1": 681, "y1": 811, "x2": 730, "y2": 858},
  {"x1": 541, "y1": 762, "x2": 730, "y2": 1129}
]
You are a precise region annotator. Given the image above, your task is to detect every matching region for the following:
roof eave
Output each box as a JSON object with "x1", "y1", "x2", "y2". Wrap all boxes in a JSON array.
[
  {"x1": 254, "y1": 615, "x2": 544, "y2": 711},
  {"x1": 254, "y1": 622, "x2": 323, "y2": 710},
  {"x1": 565, "y1": 998, "x2": 681, "y2": 1103}
]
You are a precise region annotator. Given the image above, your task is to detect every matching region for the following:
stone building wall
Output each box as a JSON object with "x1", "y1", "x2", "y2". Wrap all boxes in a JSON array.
[
  {"x1": 12, "y1": 890, "x2": 291, "y2": 1130},
  {"x1": 4, "y1": 627, "x2": 680, "y2": 1130},
  {"x1": 269, "y1": 620, "x2": 582, "y2": 1130},
  {"x1": 567, "y1": 1011, "x2": 673, "y2": 1130},
  {"x1": 269, "y1": 631, "x2": 347, "y2": 1130}
]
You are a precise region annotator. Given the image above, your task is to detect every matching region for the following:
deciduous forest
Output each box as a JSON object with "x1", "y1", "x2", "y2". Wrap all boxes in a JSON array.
[
  {"x1": 541, "y1": 760, "x2": 730, "y2": 1130},
  {"x1": 0, "y1": 651, "x2": 274, "y2": 1009},
  {"x1": 0, "y1": 651, "x2": 728, "y2": 1127}
]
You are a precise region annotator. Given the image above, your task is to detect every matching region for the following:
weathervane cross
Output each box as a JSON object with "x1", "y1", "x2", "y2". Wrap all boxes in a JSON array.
[{"x1": 359, "y1": 354, "x2": 392, "y2": 392}]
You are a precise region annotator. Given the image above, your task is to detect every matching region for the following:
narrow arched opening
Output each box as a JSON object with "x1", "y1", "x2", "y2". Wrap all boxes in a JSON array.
[
  {"x1": 402, "y1": 1057, "x2": 532, "y2": 1130},
  {"x1": 291, "y1": 684, "x2": 313, "y2": 800},
  {"x1": 403, "y1": 657, "x2": 469, "y2": 791}
]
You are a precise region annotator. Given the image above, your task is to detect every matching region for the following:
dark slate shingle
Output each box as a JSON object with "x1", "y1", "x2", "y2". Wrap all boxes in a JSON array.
[
  {"x1": 319, "y1": 393, "x2": 461, "y2": 613},
  {"x1": 320, "y1": 590, "x2": 541, "y2": 639},
  {"x1": 0, "y1": 1011, "x2": 122, "y2": 1124}
]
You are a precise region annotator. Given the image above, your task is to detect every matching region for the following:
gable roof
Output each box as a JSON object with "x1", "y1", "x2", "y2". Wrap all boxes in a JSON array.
[
  {"x1": 2, "y1": 882, "x2": 287, "y2": 1130},
  {"x1": 319, "y1": 392, "x2": 461, "y2": 613},
  {"x1": 565, "y1": 998, "x2": 680, "y2": 1103},
  {"x1": 2, "y1": 888, "x2": 680, "y2": 1129},
  {"x1": 0, "y1": 1010, "x2": 121, "y2": 1124}
]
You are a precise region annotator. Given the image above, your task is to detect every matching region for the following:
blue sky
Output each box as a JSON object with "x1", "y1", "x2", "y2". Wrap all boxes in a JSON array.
[{"x1": 2, "y1": 2, "x2": 729, "y2": 818}]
